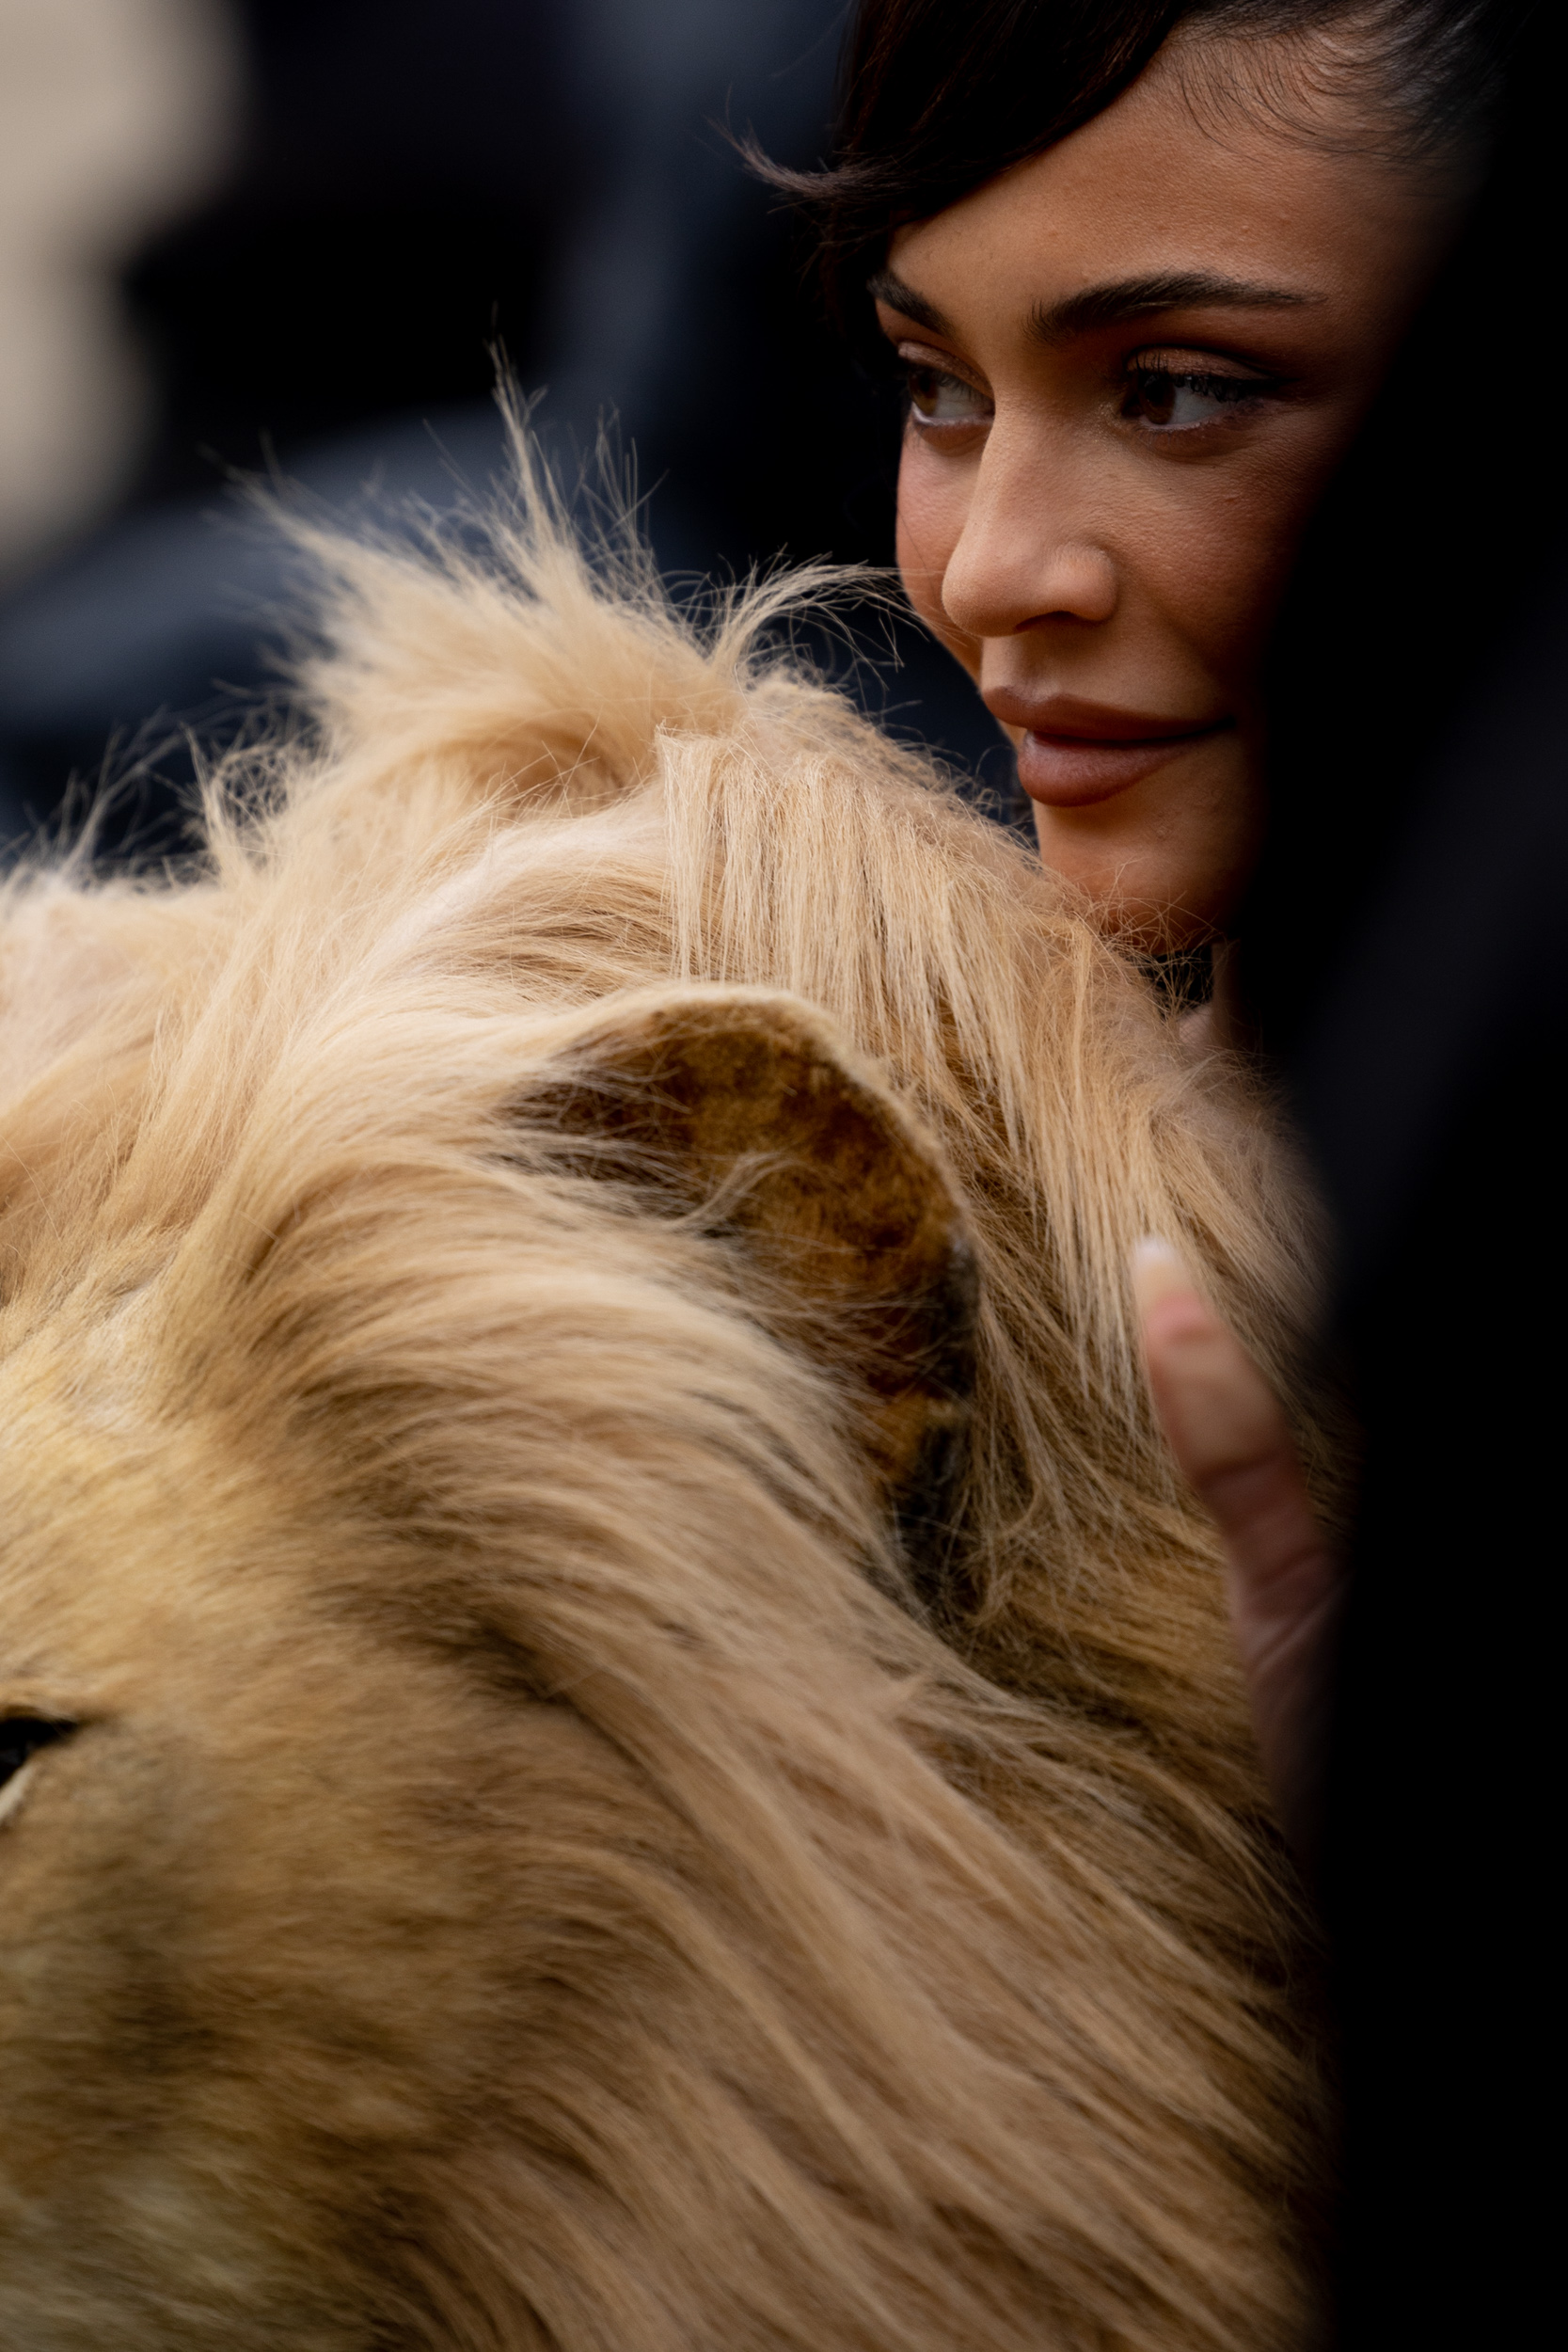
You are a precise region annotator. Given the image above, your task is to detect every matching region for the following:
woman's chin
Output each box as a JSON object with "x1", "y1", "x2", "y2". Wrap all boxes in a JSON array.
[
  {"x1": 1022, "y1": 742, "x2": 1261, "y2": 951},
  {"x1": 1027, "y1": 818, "x2": 1250, "y2": 951}
]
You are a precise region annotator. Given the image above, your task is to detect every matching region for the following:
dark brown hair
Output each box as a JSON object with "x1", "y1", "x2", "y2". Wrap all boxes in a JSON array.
[{"x1": 761, "y1": 0, "x2": 1522, "y2": 323}]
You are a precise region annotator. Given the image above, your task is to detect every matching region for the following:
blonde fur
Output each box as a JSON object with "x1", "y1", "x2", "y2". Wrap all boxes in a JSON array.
[{"x1": 0, "y1": 439, "x2": 1329, "y2": 2351}]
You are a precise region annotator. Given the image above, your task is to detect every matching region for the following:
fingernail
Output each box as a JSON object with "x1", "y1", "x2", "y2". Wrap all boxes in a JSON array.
[{"x1": 1130, "y1": 1234, "x2": 1193, "y2": 1309}]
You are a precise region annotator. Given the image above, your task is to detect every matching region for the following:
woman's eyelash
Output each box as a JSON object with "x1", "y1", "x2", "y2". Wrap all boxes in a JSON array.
[
  {"x1": 893, "y1": 339, "x2": 1280, "y2": 437},
  {"x1": 1127, "y1": 342, "x2": 1272, "y2": 374},
  {"x1": 1119, "y1": 356, "x2": 1281, "y2": 431},
  {"x1": 1132, "y1": 368, "x2": 1262, "y2": 400}
]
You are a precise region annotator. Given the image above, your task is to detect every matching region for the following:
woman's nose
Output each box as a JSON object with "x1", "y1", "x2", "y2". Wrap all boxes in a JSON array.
[{"x1": 939, "y1": 436, "x2": 1118, "y2": 641}]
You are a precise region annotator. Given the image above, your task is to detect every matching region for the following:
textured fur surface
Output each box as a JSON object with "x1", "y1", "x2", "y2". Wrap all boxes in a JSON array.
[{"x1": 0, "y1": 449, "x2": 1329, "y2": 2350}]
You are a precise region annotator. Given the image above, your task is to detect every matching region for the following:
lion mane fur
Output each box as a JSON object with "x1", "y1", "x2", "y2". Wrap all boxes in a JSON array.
[{"x1": 0, "y1": 443, "x2": 1330, "y2": 2351}]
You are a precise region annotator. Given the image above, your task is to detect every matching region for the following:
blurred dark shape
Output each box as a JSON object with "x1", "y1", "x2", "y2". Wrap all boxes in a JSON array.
[
  {"x1": 1241, "y1": 11, "x2": 1564, "y2": 2336},
  {"x1": 0, "y1": 0, "x2": 1014, "y2": 863},
  {"x1": 1301, "y1": 580, "x2": 1562, "y2": 2352},
  {"x1": 1242, "y1": 2, "x2": 1556, "y2": 1057},
  {"x1": 124, "y1": 0, "x2": 583, "y2": 501}
]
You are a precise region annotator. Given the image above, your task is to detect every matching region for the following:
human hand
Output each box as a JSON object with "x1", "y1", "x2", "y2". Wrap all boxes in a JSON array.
[{"x1": 1132, "y1": 1238, "x2": 1343, "y2": 1860}]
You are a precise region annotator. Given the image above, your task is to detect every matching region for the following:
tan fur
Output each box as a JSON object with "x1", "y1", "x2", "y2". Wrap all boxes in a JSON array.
[{"x1": 0, "y1": 443, "x2": 1330, "y2": 2351}]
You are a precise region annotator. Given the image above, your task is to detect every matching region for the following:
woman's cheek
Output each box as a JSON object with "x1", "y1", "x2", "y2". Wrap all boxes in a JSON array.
[
  {"x1": 1142, "y1": 478, "x2": 1306, "y2": 712},
  {"x1": 895, "y1": 434, "x2": 981, "y2": 674},
  {"x1": 1198, "y1": 440, "x2": 1349, "y2": 670}
]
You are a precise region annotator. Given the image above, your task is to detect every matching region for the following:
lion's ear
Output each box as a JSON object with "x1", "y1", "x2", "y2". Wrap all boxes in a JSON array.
[{"x1": 523, "y1": 987, "x2": 977, "y2": 1548}]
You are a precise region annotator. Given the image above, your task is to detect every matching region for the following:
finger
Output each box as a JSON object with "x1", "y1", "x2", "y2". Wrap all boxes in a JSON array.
[
  {"x1": 1132, "y1": 1237, "x2": 1317, "y2": 1572},
  {"x1": 1132, "y1": 1237, "x2": 1342, "y2": 1843}
]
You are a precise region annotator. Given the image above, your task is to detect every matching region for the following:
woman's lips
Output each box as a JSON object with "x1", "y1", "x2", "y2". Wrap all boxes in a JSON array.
[{"x1": 999, "y1": 701, "x2": 1231, "y2": 808}]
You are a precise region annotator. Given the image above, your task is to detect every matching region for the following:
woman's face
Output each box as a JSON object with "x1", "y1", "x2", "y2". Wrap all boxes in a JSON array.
[{"x1": 878, "y1": 36, "x2": 1456, "y2": 946}]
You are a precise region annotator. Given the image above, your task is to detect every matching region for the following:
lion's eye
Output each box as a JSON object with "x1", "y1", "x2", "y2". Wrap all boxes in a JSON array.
[{"x1": 0, "y1": 1718, "x2": 76, "y2": 1790}]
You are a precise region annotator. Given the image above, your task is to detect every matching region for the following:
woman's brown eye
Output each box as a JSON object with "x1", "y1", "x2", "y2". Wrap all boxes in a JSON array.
[
  {"x1": 1125, "y1": 370, "x2": 1178, "y2": 426},
  {"x1": 905, "y1": 363, "x2": 990, "y2": 427},
  {"x1": 1121, "y1": 365, "x2": 1266, "y2": 431}
]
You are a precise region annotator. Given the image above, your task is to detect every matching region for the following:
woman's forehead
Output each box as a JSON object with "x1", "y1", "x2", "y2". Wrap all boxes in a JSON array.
[{"x1": 885, "y1": 40, "x2": 1451, "y2": 338}]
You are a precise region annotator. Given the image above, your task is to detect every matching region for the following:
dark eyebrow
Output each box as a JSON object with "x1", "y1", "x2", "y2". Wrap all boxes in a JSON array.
[
  {"x1": 1034, "y1": 271, "x2": 1322, "y2": 342},
  {"x1": 866, "y1": 269, "x2": 954, "y2": 337}
]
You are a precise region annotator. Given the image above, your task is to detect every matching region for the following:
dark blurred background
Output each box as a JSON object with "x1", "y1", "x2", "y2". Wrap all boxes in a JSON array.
[{"x1": 0, "y1": 0, "x2": 1016, "y2": 862}]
